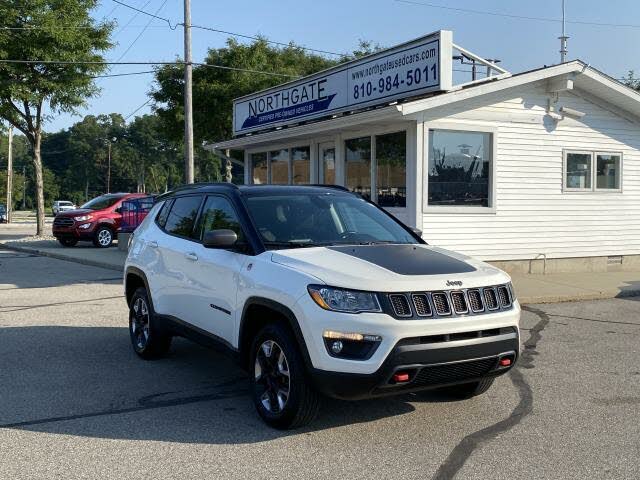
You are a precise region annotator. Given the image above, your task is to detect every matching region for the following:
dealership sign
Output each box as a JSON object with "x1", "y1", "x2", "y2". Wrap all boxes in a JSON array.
[{"x1": 233, "y1": 30, "x2": 453, "y2": 135}]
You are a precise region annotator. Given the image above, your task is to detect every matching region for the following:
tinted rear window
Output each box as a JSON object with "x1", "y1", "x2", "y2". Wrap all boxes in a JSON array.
[{"x1": 164, "y1": 196, "x2": 202, "y2": 238}]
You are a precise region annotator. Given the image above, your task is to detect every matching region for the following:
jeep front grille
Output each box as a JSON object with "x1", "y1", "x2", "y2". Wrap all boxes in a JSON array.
[
  {"x1": 450, "y1": 291, "x2": 468, "y2": 314},
  {"x1": 412, "y1": 294, "x2": 432, "y2": 317},
  {"x1": 431, "y1": 292, "x2": 451, "y2": 316},
  {"x1": 384, "y1": 284, "x2": 514, "y2": 319},
  {"x1": 467, "y1": 289, "x2": 484, "y2": 312},
  {"x1": 484, "y1": 288, "x2": 499, "y2": 310},
  {"x1": 497, "y1": 285, "x2": 511, "y2": 307},
  {"x1": 389, "y1": 294, "x2": 412, "y2": 317}
]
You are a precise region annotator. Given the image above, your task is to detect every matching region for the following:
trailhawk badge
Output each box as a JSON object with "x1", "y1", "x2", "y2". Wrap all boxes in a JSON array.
[{"x1": 446, "y1": 280, "x2": 463, "y2": 287}]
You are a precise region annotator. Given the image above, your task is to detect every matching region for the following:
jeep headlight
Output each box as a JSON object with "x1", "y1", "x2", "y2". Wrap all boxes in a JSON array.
[
  {"x1": 308, "y1": 285, "x2": 381, "y2": 313},
  {"x1": 74, "y1": 214, "x2": 93, "y2": 222}
]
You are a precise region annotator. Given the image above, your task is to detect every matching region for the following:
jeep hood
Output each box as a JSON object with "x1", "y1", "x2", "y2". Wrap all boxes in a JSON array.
[{"x1": 270, "y1": 244, "x2": 509, "y2": 292}]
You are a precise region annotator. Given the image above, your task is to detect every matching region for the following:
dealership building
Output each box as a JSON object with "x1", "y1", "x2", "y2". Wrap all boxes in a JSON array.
[{"x1": 211, "y1": 30, "x2": 640, "y2": 273}]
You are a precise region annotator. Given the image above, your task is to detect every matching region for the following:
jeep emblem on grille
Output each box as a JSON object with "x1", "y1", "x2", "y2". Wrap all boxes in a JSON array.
[{"x1": 446, "y1": 280, "x2": 463, "y2": 287}]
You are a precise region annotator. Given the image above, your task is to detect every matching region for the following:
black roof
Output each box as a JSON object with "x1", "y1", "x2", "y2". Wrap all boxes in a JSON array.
[{"x1": 156, "y1": 183, "x2": 352, "y2": 200}]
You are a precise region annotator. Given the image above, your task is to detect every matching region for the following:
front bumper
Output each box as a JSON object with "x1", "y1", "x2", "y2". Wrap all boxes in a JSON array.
[
  {"x1": 52, "y1": 221, "x2": 96, "y2": 240},
  {"x1": 311, "y1": 329, "x2": 519, "y2": 400}
]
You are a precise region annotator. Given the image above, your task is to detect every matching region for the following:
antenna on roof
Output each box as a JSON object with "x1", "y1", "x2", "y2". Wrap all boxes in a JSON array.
[{"x1": 559, "y1": 0, "x2": 569, "y2": 63}]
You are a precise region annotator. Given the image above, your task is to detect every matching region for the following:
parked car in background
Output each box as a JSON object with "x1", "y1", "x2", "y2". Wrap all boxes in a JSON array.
[
  {"x1": 52, "y1": 200, "x2": 77, "y2": 215},
  {"x1": 52, "y1": 193, "x2": 147, "y2": 248},
  {"x1": 0, "y1": 204, "x2": 6, "y2": 223}
]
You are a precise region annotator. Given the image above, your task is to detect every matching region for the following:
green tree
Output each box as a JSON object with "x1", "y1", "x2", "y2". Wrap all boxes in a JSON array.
[
  {"x1": 151, "y1": 38, "x2": 341, "y2": 147},
  {"x1": 0, "y1": 0, "x2": 113, "y2": 235},
  {"x1": 623, "y1": 71, "x2": 640, "y2": 91}
]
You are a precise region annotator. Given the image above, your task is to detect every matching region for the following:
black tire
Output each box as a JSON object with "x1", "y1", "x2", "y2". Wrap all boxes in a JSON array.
[
  {"x1": 93, "y1": 225, "x2": 113, "y2": 248},
  {"x1": 250, "y1": 322, "x2": 321, "y2": 429},
  {"x1": 58, "y1": 238, "x2": 78, "y2": 247},
  {"x1": 439, "y1": 377, "x2": 495, "y2": 399},
  {"x1": 129, "y1": 286, "x2": 172, "y2": 359}
]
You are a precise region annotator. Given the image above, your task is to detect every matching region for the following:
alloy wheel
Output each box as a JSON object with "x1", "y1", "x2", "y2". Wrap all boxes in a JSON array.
[
  {"x1": 131, "y1": 297, "x2": 150, "y2": 349},
  {"x1": 98, "y1": 229, "x2": 112, "y2": 246},
  {"x1": 254, "y1": 340, "x2": 291, "y2": 413}
]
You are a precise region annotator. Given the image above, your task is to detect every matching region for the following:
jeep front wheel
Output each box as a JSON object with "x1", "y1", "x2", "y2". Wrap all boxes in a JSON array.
[{"x1": 250, "y1": 323, "x2": 320, "y2": 429}]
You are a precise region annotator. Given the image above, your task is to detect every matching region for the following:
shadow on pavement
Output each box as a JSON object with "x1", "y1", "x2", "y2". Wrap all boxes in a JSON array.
[{"x1": 0, "y1": 325, "x2": 424, "y2": 443}]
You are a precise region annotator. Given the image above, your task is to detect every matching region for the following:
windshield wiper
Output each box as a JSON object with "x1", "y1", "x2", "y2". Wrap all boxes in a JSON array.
[{"x1": 262, "y1": 241, "x2": 319, "y2": 249}]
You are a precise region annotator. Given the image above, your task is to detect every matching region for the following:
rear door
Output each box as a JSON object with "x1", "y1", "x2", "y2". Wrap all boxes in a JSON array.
[{"x1": 186, "y1": 195, "x2": 249, "y2": 343}]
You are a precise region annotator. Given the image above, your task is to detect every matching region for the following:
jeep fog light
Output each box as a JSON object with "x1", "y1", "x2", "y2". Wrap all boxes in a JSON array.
[{"x1": 322, "y1": 330, "x2": 382, "y2": 360}]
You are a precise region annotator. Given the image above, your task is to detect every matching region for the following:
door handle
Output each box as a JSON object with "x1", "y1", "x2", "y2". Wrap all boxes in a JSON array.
[
  {"x1": 148, "y1": 240, "x2": 158, "y2": 248},
  {"x1": 185, "y1": 252, "x2": 199, "y2": 261}
]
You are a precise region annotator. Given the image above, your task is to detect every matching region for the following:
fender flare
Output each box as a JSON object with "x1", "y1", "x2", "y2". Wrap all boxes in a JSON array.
[
  {"x1": 239, "y1": 296, "x2": 313, "y2": 371},
  {"x1": 124, "y1": 266, "x2": 152, "y2": 308}
]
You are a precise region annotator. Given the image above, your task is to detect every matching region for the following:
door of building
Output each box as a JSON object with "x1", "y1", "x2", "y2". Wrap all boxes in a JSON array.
[{"x1": 317, "y1": 142, "x2": 336, "y2": 185}]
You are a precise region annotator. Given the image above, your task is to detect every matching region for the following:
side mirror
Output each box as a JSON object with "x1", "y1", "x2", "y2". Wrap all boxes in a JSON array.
[
  {"x1": 203, "y1": 229, "x2": 238, "y2": 248},
  {"x1": 115, "y1": 207, "x2": 122, "y2": 214},
  {"x1": 410, "y1": 227, "x2": 423, "y2": 237}
]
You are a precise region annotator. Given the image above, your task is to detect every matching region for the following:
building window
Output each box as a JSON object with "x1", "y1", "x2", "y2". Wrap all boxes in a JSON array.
[
  {"x1": 251, "y1": 152, "x2": 267, "y2": 184},
  {"x1": 565, "y1": 152, "x2": 592, "y2": 189},
  {"x1": 596, "y1": 153, "x2": 621, "y2": 190},
  {"x1": 269, "y1": 149, "x2": 289, "y2": 184},
  {"x1": 564, "y1": 151, "x2": 622, "y2": 192},
  {"x1": 320, "y1": 145, "x2": 336, "y2": 184},
  {"x1": 376, "y1": 131, "x2": 406, "y2": 207},
  {"x1": 345, "y1": 136, "x2": 372, "y2": 200},
  {"x1": 428, "y1": 129, "x2": 492, "y2": 207},
  {"x1": 291, "y1": 146, "x2": 310, "y2": 184}
]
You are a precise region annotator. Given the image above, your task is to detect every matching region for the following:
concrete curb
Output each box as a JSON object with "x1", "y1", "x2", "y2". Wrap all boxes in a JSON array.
[
  {"x1": 518, "y1": 288, "x2": 640, "y2": 305},
  {"x1": 1, "y1": 243, "x2": 123, "y2": 272}
]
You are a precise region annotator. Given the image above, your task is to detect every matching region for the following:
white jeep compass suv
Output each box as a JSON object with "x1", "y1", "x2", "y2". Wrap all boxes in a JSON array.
[{"x1": 125, "y1": 184, "x2": 520, "y2": 429}]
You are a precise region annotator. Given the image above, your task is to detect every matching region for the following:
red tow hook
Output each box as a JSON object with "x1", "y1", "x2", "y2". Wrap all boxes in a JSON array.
[
  {"x1": 499, "y1": 358, "x2": 512, "y2": 367},
  {"x1": 392, "y1": 372, "x2": 410, "y2": 383}
]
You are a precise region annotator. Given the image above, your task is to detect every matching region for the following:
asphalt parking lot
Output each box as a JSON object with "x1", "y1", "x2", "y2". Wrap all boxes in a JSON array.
[{"x1": 1, "y1": 248, "x2": 639, "y2": 479}]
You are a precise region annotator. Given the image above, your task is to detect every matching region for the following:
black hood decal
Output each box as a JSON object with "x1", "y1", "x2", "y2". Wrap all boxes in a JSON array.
[{"x1": 328, "y1": 244, "x2": 476, "y2": 276}]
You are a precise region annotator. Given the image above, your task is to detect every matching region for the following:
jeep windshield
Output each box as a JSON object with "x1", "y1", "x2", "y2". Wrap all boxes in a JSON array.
[
  {"x1": 244, "y1": 192, "x2": 419, "y2": 250},
  {"x1": 80, "y1": 194, "x2": 123, "y2": 210}
]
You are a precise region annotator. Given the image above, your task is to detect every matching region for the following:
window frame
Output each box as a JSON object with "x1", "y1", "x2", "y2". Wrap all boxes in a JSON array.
[
  {"x1": 194, "y1": 194, "x2": 247, "y2": 246},
  {"x1": 248, "y1": 144, "x2": 312, "y2": 185},
  {"x1": 342, "y1": 127, "x2": 409, "y2": 209},
  {"x1": 157, "y1": 194, "x2": 205, "y2": 242},
  {"x1": 424, "y1": 123, "x2": 497, "y2": 214},
  {"x1": 562, "y1": 149, "x2": 623, "y2": 193}
]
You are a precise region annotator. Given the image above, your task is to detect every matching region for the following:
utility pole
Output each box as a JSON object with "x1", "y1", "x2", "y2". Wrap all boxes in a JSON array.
[
  {"x1": 5, "y1": 126, "x2": 13, "y2": 223},
  {"x1": 183, "y1": 0, "x2": 195, "y2": 184},
  {"x1": 559, "y1": 0, "x2": 569, "y2": 63},
  {"x1": 107, "y1": 141, "x2": 111, "y2": 193}
]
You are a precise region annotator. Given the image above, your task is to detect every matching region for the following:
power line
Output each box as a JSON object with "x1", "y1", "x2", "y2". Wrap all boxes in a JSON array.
[
  {"x1": 0, "y1": 59, "x2": 298, "y2": 77},
  {"x1": 394, "y1": 0, "x2": 640, "y2": 29},
  {"x1": 125, "y1": 98, "x2": 153, "y2": 120},
  {"x1": 112, "y1": 0, "x2": 154, "y2": 38},
  {"x1": 91, "y1": 70, "x2": 156, "y2": 78},
  {"x1": 116, "y1": 0, "x2": 169, "y2": 61},
  {"x1": 111, "y1": 0, "x2": 347, "y2": 56}
]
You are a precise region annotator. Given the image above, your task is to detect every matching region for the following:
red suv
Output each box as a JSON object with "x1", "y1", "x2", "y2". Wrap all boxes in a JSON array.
[{"x1": 53, "y1": 193, "x2": 147, "y2": 248}]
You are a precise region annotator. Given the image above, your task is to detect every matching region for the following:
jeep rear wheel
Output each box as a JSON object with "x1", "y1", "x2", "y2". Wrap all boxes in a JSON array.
[
  {"x1": 250, "y1": 323, "x2": 320, "y2": 429},
  {"x1": 129, "y1": 287, "x2": 171, "y2": 359},
  {"x1": 93, "y1": 226, "x2": 113, "y2": 248}
]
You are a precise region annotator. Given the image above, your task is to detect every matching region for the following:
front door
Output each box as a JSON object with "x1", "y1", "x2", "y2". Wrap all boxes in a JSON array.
[
  {"x1": 318, "y1": 142, "x2": 336, "y2": 185},
  {"x1": 188, "y1": 195, "x2": 248, "y2": 344}
]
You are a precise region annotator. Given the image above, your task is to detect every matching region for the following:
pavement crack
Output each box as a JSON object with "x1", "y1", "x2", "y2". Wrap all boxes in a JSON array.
[
  {"x1": 431, "y1": 305, "x2": 549, "y2": 480},
  {"x1": 0, "y1": 376, "x2": 248, "y2": 429}
]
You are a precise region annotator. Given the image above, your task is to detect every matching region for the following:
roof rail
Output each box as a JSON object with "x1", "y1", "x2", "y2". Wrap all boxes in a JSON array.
[
  {"x1": 155, "y1": 182, "x2": 239, "y2": 201},
  {"x1": 307, "y1": 184, "x2": 351, "y2": 192}
]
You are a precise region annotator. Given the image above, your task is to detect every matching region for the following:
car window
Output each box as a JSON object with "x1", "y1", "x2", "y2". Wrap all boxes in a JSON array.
[
  {"x1": 197, "y1": 196, "x2": 244, "y2": 242},
  {"x1": 155, "y1": 199, "x2": 173, "y2": 228},
  {"x1": 80, "y1": 194, "x2": 123, "y2": 210},
  {"x1": 244, "y1": 193, "x2": 417, "y2": 249},
  {"x1": 164, "y1": 195, "x2": 203, "y2": 238}
]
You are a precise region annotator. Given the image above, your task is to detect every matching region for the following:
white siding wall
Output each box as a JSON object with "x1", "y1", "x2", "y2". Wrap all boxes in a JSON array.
[{"x1": 420, "y1": 82, "x2": 640, "y2": 261}]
